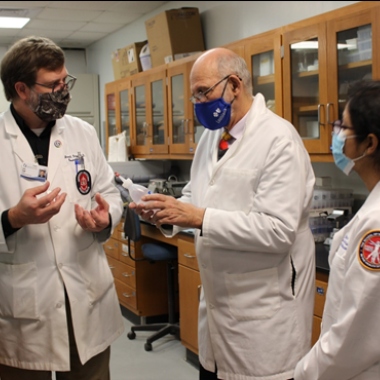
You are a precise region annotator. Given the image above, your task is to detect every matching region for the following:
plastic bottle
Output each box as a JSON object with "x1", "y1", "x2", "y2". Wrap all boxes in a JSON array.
[{"x1": 120, "y1": 176, "x2": 152, "y2": 205}]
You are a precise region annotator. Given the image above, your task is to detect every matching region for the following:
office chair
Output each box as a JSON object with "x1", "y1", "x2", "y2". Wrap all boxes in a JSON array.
[{"x1": 123, "y1": 206, "x2": 180, "y2": 351}]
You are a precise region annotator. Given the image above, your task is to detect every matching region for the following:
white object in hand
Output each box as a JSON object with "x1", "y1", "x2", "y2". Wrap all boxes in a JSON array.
[{"x1": 120, "y1": 176, "x2": 152, "y2": 205}]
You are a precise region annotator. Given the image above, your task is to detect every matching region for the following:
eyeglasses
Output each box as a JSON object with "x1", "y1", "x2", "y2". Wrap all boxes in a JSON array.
[
  {"x1": 190, "y1": 75, "x2": 232, "y2": 104},
  {"x1": 332, "y1": 119, "x2": 355, "y2": 135},
  {"x1": 34, "y1": 74, "x2": 77, "y2": 93}
]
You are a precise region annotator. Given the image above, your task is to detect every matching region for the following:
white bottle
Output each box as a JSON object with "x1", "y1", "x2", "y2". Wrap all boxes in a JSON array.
[{"x1": 120, "y1": 176, "x2": 152, "y2": 205}]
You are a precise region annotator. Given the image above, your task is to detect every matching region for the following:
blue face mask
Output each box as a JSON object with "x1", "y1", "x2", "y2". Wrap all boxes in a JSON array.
[
  {"x1": 332, "y1": 132, "x2": 366, "y2": 175},
  {"x1": 194, "y1": 97, "x2": 232, "y2": 131}
]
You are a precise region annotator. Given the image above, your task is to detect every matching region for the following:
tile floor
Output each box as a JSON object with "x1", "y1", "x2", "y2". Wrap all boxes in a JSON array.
[{"x1": 110, "y1": 308, "x2": 199, "y2": 380}]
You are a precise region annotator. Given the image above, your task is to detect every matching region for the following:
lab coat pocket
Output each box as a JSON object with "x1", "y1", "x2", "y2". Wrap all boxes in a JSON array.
[
  {"x1": 77, "y1": 239, "x2": 114, "y2": 303},
  {"x1": 226, "y1": 267, "x2": 280, "y2": 320},
  {"x1": 214, "y1": 168, "x2": 258, "y2": 212},
  {"x1": 0, "y1": 261, "x2": 39, "y2": 320}
]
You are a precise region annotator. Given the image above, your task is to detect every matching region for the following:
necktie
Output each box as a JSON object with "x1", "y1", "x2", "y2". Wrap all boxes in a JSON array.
[{"x1": 218, "y1": 130, "x2": 235, "y2": 160}]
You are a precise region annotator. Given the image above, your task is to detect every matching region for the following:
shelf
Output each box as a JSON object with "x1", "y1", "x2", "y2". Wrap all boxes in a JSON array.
[
  {"x1": 309, "y1": 206, "x2": 352, "y2": 218},
  {"x1": 256, "y1": 73, "x2": 275, "y2": 85},
  {"x1": 339, "y1": 59, "x2": 371, "y2": 70},
  {"x1": 298, "y1": 105, "x2": 318, "y2": 113},
  {"x1": 297, "y1": 69, "x2": 318, "y2": 77}
]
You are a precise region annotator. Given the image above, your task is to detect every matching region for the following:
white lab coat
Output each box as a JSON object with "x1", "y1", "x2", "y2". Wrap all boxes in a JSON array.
[
  {"x1": 0, "y1": 109, "x2": 124, "y2": 371},
  {"x1": 166, "y1": 94, "x2": 316, "y2": 380},
  {"x1": 295, "y1": 181, "x2": 380, "y2": 380}
]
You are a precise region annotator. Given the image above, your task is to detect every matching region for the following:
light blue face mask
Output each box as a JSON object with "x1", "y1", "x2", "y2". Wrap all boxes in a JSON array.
[{"x1": 332, "y1": 132, "x2": 366, "y2": 175}]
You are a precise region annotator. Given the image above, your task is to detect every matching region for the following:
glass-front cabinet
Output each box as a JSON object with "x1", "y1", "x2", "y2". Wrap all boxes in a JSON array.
[
  {"x1": 119, "y1": 80, "x2": 131, "y2": 146},
  {"x1": 244, "y1": 29, "x2": 283, "y2": 117},
  {"x1": 130, "y1": 67, "x2": 168, "y2": 157},
  {"x1": 283, "y1": 23, "x2": 326, "y2": 153},
  {"x1": 283, "y1": 7, "x2": 380, "y2": 156},
  {"x1": 105, "y1": 82, "x2": 117, "y2": 157},
  {"x1": 105, "y1": 80, "x2": 126, "y2": 157},
  {"x1": 167, "y1": 54, "x2": 203, "y2": 156}
]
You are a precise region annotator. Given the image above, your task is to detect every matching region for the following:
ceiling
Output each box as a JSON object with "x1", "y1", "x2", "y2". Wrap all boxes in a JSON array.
[{"x1": 0, "y1": 1, "x2": 169, "y2": 48}]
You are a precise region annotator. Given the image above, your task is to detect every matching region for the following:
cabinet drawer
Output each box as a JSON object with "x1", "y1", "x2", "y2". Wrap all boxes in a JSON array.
[
  {"x1": 179, "y1": 264, "x2": 202, "y2": 354},
  {"x1": 107, "y1": 256, "x2": 136, "y2": 289},
  {"x1": 119, "y1": 240, "x2": 135, "y2": 265},
  {"x1": 178, "y1": 238, "x2": 199, "y2": 271},
  {"x1": 114, "y1": 278, "x2": 137, "y2": 310},
  {"x1": 314, "y1": 279, "x2": 328, "y2": 317},
  {"x1": 103, "y1": 238, "x2": 120, "y2": 260}
]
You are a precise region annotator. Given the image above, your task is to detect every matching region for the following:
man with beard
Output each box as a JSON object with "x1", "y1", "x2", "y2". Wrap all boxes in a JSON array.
[{"x1": 0, "y1": 36, "x2": 124, "y2": 379}]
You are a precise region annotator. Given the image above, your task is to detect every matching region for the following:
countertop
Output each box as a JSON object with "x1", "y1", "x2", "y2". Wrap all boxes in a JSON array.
[{"x1": 141, "y1": 219, "x2": 331, "y2": 273}]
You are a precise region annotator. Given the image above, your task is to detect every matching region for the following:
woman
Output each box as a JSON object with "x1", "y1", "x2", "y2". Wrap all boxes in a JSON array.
[{"x1": 295, "y1": 79, "x2": 380, "y2": 379}]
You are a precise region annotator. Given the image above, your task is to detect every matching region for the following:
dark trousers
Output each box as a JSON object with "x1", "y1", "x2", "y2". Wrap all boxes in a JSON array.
[
  {"x1": 0, "y1": 292, "x2": 110, "y2": 380},
  {"x1": 200, "y1": 363, "x2": 219, "y2": 380}
]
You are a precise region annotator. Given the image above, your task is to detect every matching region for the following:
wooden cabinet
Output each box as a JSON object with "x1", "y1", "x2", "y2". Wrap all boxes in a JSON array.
[
  {"x1": 178, "y1": 235, "x2": 201, "y2": 354},
  {"x1": 312, "y1": 271, "x2": 329, "y2": 346},
  {"x1": 167, "y1": 53, "x2": 203, "y2": 158},
  {"x1": 104, "y1": 220, "x2": 170, "y2": 317},
  {"x1": 130, "y1": 65, "x2": 169, "y2": 157},
  {"x1": 104, "y1": 2, "x2": 380, "y2": 162},
  {"x1": 104, "y1": 81, "x2": 118, "y2": 156},
  {"x1": 104, "y1": 79, "x2": 132, "y2": 157},
  {"x1": 283, "y1": 2, "x2": 380, "y2": 159},
  {"x1": 105, "y1": 54, "x2": 202, "y2": 160},
  {"x1": 243, "y1": 28, "x2": 284, "y2": 117}
]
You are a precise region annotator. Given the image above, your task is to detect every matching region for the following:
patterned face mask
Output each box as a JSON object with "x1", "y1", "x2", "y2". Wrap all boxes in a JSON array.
[{"x1": 30, "y1": 88, "x2": 71, "y2": 122}]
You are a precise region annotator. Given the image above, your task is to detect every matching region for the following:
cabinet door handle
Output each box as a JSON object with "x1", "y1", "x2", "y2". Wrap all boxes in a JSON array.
[
  {"x1": 326, "y1": 103, "x2": 333, "y2": 125},
  {"x1": 184, "y1": 119, "x2": 189, "y2": 134},
  {"x1": 184, "y1": 253, "x2": 196, "y2": 259},
  {"x1": 122, "y1": 292, "x2": 136, "y2": 298},
  {"x1": 109, "y1": 265, "x2": 116, "y2": 270},
  {"x1": 318, "y1": 104, "x2": 325, "y2": 126},
  {"x1": 122, "y1": 271, "x2": 135, "y2": 277}
]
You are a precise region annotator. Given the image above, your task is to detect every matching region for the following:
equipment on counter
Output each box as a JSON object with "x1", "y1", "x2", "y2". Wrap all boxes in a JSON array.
[{"x1": 148, "y1": 175, "x2": 187, "y2": 198}]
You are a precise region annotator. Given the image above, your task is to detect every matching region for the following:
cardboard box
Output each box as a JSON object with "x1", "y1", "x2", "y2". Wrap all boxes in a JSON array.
[
  {"x1": 111, "y1": 40, "x2": 147, "y2": 80},
  {"x1": 118, "y1": 40, "x2": 147, "y2": 77},
  {"x1": 145, "y1": 8, "x2": 205, "y2": 68}
]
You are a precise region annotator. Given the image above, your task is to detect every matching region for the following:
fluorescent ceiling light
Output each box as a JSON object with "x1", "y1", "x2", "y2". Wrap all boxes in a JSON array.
[
  {"x1": 291, "y1": 41, "x2": 352, "y2": 50},
  {"x1": 0, "y1": 16, "x2": 30, "y2": 28}
]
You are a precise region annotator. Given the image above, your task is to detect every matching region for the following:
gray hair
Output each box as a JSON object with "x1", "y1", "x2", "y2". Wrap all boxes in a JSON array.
[{"x1": 217, "y1": 53, "x2": 252, "y2": 95}]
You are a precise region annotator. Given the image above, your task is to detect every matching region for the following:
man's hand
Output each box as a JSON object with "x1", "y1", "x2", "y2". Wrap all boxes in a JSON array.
[
  {"x1": 8, "y1": 181, "x2": 67, "y2": 228},
  {"x1": 132, "y1": 193, "x2": 205, "y2": 229},
  {"x1": 75, "y1": 193, "x2": 110, "y2": 232}
]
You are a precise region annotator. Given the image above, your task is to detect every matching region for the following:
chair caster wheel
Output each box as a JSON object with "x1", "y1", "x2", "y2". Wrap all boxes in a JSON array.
[
  {"x1": 144, "y1": 342, "x2": 152, "y2": 351},
  {"x1": 127, "y1": 331, "x2": 136, "y2": 340}
]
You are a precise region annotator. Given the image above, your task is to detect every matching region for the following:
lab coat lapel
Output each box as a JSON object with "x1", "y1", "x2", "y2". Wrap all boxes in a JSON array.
[{"x1": 46, "y1": 121, "x2": 65, "y2": 183}]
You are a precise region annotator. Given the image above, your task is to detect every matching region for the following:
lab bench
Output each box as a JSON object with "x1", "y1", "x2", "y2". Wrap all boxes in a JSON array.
[{"x1": 104, "y1": 220, "x2": 330, "y2": 354}]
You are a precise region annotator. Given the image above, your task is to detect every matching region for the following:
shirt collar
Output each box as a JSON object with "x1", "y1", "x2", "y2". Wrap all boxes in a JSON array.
[{"x1": 226, "y1": 112, "x2": 248, "y2": 141}]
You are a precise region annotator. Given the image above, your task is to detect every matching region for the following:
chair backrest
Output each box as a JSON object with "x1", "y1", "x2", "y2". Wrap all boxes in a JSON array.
[{"x1": 123, "y1": 206, "x2": 141, "y2": 243}]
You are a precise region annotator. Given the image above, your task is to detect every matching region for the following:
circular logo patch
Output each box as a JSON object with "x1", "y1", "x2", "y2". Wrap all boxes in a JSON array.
[
  {"x1": 76, "y1": 169, "x2": 91, "y2": 195},
  {"x1": 358, "y1": 230, "x2": 380, "y2": 270}
]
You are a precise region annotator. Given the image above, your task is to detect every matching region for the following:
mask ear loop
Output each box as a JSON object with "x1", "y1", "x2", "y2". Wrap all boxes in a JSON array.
[{"x1": 350, "y1": 135, "x2": 369, "y2": 162}]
